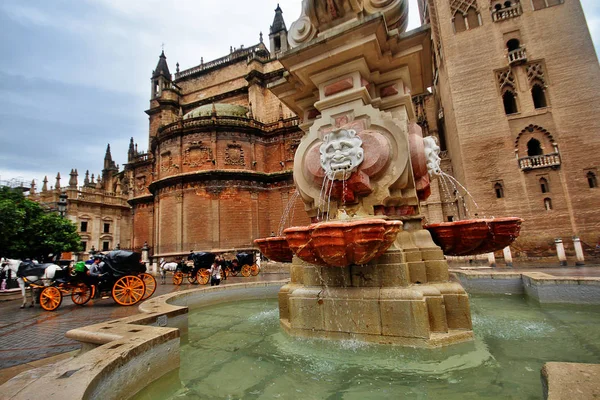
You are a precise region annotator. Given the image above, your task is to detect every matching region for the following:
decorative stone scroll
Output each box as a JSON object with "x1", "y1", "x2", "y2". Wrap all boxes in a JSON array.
[{"x1": 288, "y1": 0, "x2": 408, "y2": 48}]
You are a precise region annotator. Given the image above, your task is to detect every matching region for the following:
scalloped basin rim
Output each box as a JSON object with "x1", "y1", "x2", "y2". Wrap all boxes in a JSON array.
[
  {"x1": 425, "y1": 217, "x2": 523, "y2": 228},
  {"x1": 283, "y1": 219, "x2": 403, "y2": 267}
]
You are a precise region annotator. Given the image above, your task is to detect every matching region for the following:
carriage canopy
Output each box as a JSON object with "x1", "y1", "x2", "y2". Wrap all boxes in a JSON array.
[
  {"x1": 190, "y1": 252, "x2": 216, "y2": 269},
  {"x1": 102, "y1": 250, "x2": 145, "y2": 277},
  {"x1": 236, "y1": 252, "x2": 254, "y2": 266}
]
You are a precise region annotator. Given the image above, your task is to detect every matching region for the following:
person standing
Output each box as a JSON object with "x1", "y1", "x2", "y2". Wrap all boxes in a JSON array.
[{"x1": 209, "y1": 261, "x2": 222, "y2": 286}]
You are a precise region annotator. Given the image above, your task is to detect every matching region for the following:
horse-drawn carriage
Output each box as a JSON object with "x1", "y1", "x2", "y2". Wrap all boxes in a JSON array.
[
  {"x1": 223, "y1": 252, "x2": 260, "y2": 278},
  {"x1": 170, "y1": 252, "x2": 214, "y2": 286},
  {"x1": 25, "y1": 250, "x2": 156, "y2": 311}
]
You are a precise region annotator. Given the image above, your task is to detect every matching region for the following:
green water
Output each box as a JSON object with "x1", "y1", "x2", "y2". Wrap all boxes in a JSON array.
[{"x1": 134, "y1": 295, "x2": 600, "y2": 399}]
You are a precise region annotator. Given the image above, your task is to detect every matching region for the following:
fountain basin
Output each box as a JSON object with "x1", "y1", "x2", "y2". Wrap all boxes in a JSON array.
[
  {"x1": 424, "y1": 217, "x2": 523, "y2": 256},
  {"x1": 253, "y1": 236, "x2": 294, "y2": 263},
  {"x1": 283, "y1": 219, "x2": 402, "y2": 267}
]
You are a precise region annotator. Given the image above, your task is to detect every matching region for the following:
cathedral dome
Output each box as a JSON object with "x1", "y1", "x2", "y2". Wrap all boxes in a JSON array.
[{"x1": 183, "y1": 103, "x2": 248, "y2": 119}]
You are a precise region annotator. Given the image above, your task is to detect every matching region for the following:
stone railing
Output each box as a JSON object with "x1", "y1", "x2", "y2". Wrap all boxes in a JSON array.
[
  {"x1": 175, "y1": 44, "x2": 269, "y2": 80},
  {"x1": 518, "y1": 153, "x2": 561, "y2": 170},
  {"x1": 133, "y1": 153, "x2": 152, "y2": 163},
  {"x1": 159, "y1": 115, "x2": 300, "y2": 136},
  {"x1": 491, "y1": 3, "x2": 522, "y2": 22},
  {"x1": 508, "y1": 47, "x2": 527, "y2": 65}
]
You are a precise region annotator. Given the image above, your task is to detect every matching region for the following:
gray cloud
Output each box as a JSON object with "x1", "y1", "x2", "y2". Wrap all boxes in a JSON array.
[{"x1": 0, "y1": 0, "x2": 597, "y2": 187}]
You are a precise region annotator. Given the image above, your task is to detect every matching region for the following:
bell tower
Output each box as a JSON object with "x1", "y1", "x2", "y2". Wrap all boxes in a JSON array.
[
  {"x1": 269, "y1": 4, "x2": 288, "y2": 55},
  {"x1": 151, "y1": 50, "x2": 172, "y2": 99},
  {"x1": 146, "y1": 50, "x2": 180, "y2": 139}
]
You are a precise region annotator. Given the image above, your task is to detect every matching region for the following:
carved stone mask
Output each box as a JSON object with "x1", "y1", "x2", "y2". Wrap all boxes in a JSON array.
[{"x1": 319, "y1": 128, "x2": 364, "y2": 180}]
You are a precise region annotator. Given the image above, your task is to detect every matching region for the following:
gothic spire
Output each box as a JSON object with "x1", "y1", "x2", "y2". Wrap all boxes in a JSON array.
[
  {"x1": 270, "y1": 4, "x2": 286, "y2": 34},
  {"x1": 152, "y1": 50, "x2": 172, "y2": 81}
]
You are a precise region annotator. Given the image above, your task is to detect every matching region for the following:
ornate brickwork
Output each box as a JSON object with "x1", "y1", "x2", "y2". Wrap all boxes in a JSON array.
[
  {"x1": 496, "y1": 68, "x2": 516, "y2": 91},
  {"x1": 449, "y1": 0, "x2": 477, "y2": 16},
  {"x1": 526, "y1": 63, "x2": 546, "y2": 86}
]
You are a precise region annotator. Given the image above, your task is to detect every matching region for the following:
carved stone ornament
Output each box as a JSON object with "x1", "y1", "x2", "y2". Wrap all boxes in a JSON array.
[
  {"x1": 288, "y1": 0, "x2": 408, "y2": 48},
  {"x1": 225, "y1": 144, "x2": 245, "y2": 166},
  {"x1": 135, "y1": 175, "x2": 147, "y2": 192},
  {"x1": 183, "y1": 142, "x2": 213, "y2": 167},
  {"x1": 319, "y1": 128, "x2": 364, "y2": 180}
]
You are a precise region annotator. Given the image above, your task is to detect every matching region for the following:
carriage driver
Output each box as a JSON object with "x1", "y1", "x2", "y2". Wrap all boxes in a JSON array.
[{"x1": 89, "y1": 255, "x2": 107, "y2": 280}]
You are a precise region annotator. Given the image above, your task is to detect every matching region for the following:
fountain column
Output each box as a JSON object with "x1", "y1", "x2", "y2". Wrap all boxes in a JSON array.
[
  {"x1": 268, "y1": 0, "x2": 474, "y2": 348},
  {"x1": 572, "y1": 236, "x2": 585, "y2": 266},
  {"x1": 555, "y1": 238, "x2": 568, "y2": 266}
]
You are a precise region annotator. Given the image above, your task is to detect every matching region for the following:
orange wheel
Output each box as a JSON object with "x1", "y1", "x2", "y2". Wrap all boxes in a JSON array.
[
  {"x1": 40, "y1": 286, "x2": 62, "y2": 311},
  {"x1": 173, "y1": 271, "x2": 184, "y2": 285},
  {"x1": 71, "y1": 284, "x2": 93, "y2": 306},
  {"x1": 250, "y1": 264, "x2": 260, "y2": 276},
  {"x1": 112, "y1": 276, "x2": 146, "y2": 306},
  {"x1": 187, "y1": 272, "x2": 198, "y2": 284},
  {"x1": 225, "y1": 267, "x2": 231, "y2": 278},
  {"x1": 241, "y1": 265, "x2": 251, "y2": 278},
  {"x1": 140, "y1": 273, "x2": 157, "y2": 300},
  {"x1": 197, "y1": 269, "x2": 210, "y2": 285}
]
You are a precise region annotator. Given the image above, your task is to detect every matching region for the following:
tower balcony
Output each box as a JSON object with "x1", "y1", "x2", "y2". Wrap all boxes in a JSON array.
[
  {"x1": 492, "y1": 3, "x2": 522, "y2": 22},
  {"x1": 508, "y1": 47, "x2": 527, "y2": 65},
  {"x1": 518, "y1": 153, "x2": 561, "y2": 171}
]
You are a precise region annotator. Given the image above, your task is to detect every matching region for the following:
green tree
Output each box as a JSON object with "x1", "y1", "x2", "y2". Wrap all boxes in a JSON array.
[{"x1": 0, "y1": 187, "x2": 81, "y2": 260}]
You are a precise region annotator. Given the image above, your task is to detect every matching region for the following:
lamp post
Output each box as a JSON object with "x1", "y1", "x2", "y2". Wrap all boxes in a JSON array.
[{"x1": 57, "y1": 191, "x2": 68, "y2": 217}]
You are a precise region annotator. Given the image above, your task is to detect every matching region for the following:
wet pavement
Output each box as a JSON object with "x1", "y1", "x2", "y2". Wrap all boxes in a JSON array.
[{"x1": 0, "y1": 273, "x2": 289, "y2": 370}]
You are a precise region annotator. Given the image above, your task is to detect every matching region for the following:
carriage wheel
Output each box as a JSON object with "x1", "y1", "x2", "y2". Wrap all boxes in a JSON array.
[
  {"x1": 173, "y1": 271, "x2": 184, "y2": 285},
  {"x1": 112, "y1": 276, "x2": 146, "y2": 306},
  {"x1": 71, "y1": 284, "x2": 93, "y2": 306},
  {"x1": 140, "y1": 273, "x2": 157, "y2": 300},
  {"x1": 40, "y1": 286, "x2": 62, "y2": 311},
  {"x1": 187, "y1": 272, "x2": 198, "y2": 284},
  {"x1": 241, "y1": 265, "x2": 252, "y2": 278},
  {"x1": 224, "y1": 267, "x2": 231, "y2": 278},
  {"x1": 250, "y1": 264, "x2": 260, "y2": 276},
  {"x1": 197, "y1": 269, "x2": 210, "y2": 285}
]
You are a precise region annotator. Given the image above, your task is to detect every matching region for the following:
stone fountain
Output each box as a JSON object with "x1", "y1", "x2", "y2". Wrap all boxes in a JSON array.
[{"x1": 263, "y1": 0, "x2": 475, "y2": 347}]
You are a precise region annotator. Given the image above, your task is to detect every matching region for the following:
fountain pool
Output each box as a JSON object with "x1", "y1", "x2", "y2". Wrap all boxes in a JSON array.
[{"x1": 133, "y1": 294, "x2": 600, "y2": 399}]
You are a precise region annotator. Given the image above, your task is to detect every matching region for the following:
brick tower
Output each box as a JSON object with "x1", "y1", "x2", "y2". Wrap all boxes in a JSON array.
[{"x1": 417, "y1": 0, "x2": 600, "y2": 256}]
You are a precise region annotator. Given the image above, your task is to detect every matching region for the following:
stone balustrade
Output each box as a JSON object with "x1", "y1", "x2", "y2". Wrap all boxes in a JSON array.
[
  {"x1": 508, "y1": 47, "x2": 527, "y2": 65},
  {"x1": 492, "y1": 3, "x2": 522, "y2": 22},
  {"x1": 518, "y1": 153, "x2": 561, "y2": 170}
]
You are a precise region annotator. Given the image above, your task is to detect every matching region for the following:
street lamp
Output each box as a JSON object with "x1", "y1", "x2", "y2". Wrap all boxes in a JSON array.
[{"x1": 57, "y1": 191, "x2": 68, "y2": 217}]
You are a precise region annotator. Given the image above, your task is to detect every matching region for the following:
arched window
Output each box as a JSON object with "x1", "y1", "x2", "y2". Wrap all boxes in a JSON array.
[
  {"x1": 527, "y1": 138, "x2": 543, "y2": 156},
  {"x1": 504, "y1": 0, "x2": 512, "y2": 7},
  {"x1": 532, "y1": 83, "x2": 547, "y2": 108},
  {"x1": 587, "y1": 171, "x2": 598, "y2": 188},
  {"x1": 539, "y1": 177, "x2": 549, "y2": 193},
  {"x1": 507, "y1": 39, "x2": 520, "y2": 52},
  {"x1": 503, "y1": 90, "x2": 518, "y2": 114},
  {"x1": 466, "y1": 7, "x2": 480, "y2": 29},
  {"x1": 544, "y1": 197, "x2": 552, "y2": 210},
  {"x1": 454, "y1": 15, "x2": 467, "y2": 33},
  {"x1": 494, "y1": 182, "x2": 504, "y2": 198},
  {"x1": 494, "y1": 3, "x2": 502, "y2": 10}
]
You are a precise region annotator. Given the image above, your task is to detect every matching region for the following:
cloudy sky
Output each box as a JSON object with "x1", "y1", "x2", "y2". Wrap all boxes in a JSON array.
[{"x1": 0, "y1": 0, "x2": 598, "y2": 189}]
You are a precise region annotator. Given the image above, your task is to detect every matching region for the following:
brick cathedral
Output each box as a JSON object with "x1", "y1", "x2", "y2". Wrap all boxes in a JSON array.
[{"x1": 37, "y1": 1, "x2": 600, "y2": 263}]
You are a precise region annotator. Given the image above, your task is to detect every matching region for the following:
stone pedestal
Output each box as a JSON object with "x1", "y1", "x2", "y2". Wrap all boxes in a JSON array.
[{"x1": 279, "y1": 229, "x2": 474, "y2": 348}]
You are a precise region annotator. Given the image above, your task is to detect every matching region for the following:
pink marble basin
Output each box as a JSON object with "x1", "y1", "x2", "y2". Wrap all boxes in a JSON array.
[
  {"x1": 284, "y1": 219, "x2": 402, "y2": 267},
  {"x1": 254, "y1": 236, "x2": 294, "y2": 263},
  {"x1": 424, "y1": 217, "x2": 523, "y2": 256}
]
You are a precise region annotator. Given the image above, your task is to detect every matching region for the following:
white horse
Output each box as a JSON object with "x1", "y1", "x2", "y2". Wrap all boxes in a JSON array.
[
  {"x1": 159, "y1": 258, "x2": 179, "y2": 284},
  {"x1": 0, "y1": 257, "x2": 63, "y2": 309}
]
